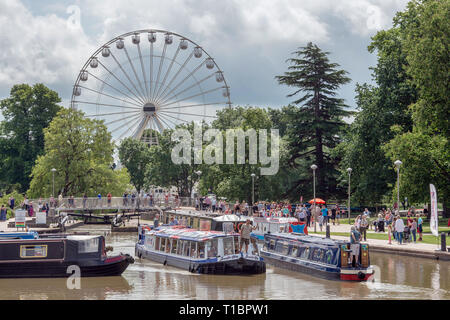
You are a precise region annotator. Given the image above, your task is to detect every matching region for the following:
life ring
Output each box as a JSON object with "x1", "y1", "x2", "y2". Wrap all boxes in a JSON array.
[{"x1": 236, "y1": 222, "x2": 244, "y2": 232}]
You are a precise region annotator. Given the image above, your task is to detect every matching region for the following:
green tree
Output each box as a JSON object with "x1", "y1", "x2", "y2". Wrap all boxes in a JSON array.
[
  {"x1": 383, "y1": 0, "x2": 449, "y2": 216},
  {"x1": 27, "y1": 108, "x2": 131, "y2": 197},
  {"x1": 275, "y1": 42, "x2": 352, "y2": 199},
  {"x1": 145, "y1": 123, "x2": 202, "y2": 197},
  {"x1": 118, "y1": 137, "x2": 152, "y2": 193},
  {"x1": 0, "y1": 84, "x2": 62, "y2": 191}
]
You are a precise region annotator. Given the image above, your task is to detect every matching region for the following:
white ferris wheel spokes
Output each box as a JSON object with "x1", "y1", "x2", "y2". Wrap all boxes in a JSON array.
[{"x1": 71, "y1": 29, "x2": 232, "y2": 146}]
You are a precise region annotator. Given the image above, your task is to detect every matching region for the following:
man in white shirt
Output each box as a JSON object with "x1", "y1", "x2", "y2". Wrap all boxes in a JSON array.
[{"x1": 394, "y1": 215, "x2": 405, "y2": 244}]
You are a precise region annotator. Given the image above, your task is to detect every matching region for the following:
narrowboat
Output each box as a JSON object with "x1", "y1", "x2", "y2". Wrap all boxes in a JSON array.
[
  {"x1": 260, "y1": 232, "x2": 374, "y2": 281},
  {"x1": 0, "y1": 234, "x2": 134, "y2": 278},
  {"x1": 135, "y1": 226, "x2": 266, "y2": 275}
]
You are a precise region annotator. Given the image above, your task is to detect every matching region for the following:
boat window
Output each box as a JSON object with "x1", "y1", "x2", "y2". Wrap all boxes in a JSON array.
[
  {"x1": 183, "y1": 241, "x2": 191, "y2": 257},
  {"x1": 275, "y1": 241, "x2": 289, "y2": 255},
  {"x1": 269, "y1": 239, "x2": 276, "y2": 250},
  {"x1": 301, "y1": 246, "x2": 310, "y2": 259},
  {"x1": 155, "y1": 237, "x2": 160, "y2": 250},
  {"x1": 223, "y1": 237, "x2": 234, "y2": 256},
  {"x1": 190, "y1": 242, "x2": 198, "y2": 258},
  {"x1": 165, "y1": 239, "x2": 171, "y2": 253},
  {"x1": 78, "y1": 237, "x2": 100, "y2": 253},
  {"x1": 160, "y1": 238, "x2": 166, "y2": 252},
  {"x1": 20, "y1": 245, "x2": 48, "y2": 258},
  {"x1": 171, "y1": 239, "x2": 178, "y2": 254},
  {"x1": 233, "y1": 236, "x2": 240, "y2": 254},
  {"x1": 290, "y1": 245, "x2": 299, "y2": 257},
  {"x1": 311, "y1": 248, "x2": 325, "y2": 262},
  {"x1": 206, "y1": 239, "x2": 218, "y2": 258},
  {"x1": 176, "y1": 240, "x2": 184, "y2": 255},
  {"x1": 198, "y1": 242, "x2": 205, "y2": 259}
]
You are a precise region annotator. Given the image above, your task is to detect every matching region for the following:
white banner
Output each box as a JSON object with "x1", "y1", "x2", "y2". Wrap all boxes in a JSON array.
[
  {"x1": 36, "y1": 212, "x2": 46, "y2": 225},
  {"x1": 430, "y1": 184, "x2": 439, "y2": 237}
]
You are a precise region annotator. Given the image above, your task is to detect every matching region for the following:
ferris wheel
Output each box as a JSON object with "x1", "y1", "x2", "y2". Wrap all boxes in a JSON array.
[{"x1": 70, "y1": 29, "x2": 232, "y2": 145}]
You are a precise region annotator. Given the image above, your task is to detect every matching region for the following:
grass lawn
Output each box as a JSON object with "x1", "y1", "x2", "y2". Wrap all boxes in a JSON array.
[{"x1": 310, "y1": 231, "x2": 448, "y2": 245}]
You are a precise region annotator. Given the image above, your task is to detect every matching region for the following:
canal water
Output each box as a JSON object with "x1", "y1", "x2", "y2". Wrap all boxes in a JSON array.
[{"x1": 0, "y1": 225, "x2": 448, "y2": 300}]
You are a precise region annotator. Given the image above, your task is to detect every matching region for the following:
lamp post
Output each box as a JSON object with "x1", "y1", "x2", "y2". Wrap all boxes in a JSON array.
[
  {"x1": 311, "y1": 164, "x2": 317, "y2": 232},
  {"x1": 394, "y1": 160, "x2": 402, "y2": 214},
  {"x1": 51, "y1": 168, "x2": 57, "y2": 197},
  {"x1": 347, "y1": 168, "x2": 352, "y2": 224},
  {"x1": 251, "y1": 173, "x2": 256, "y2": 214},
  {"x1": 195, "y1": 170, "x2": 202, "y2": 207}
]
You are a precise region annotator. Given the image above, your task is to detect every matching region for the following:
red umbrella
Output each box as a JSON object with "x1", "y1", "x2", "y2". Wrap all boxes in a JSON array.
[{"x1": 308, "y1": 198, "x2": 326, "y2": 204}]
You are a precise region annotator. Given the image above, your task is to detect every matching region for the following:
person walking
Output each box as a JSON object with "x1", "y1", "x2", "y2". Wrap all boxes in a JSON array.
[
  {"x1": 306, "y1": 205, "x2": 311, "y2": 227},
  {"x1": 355, "y1": 215, "x2": 362, "y2": 232},
  {"x1": 107, "y1": 192, "x2": 112, "y2": 207},
  {"x1": 410, "y1": 218, "x2": 417, "y2": 243},
  {"x1": 321, "y1": 205, "x2": 328, "y2": 225},
  {"x1": 331, "y1": 207, "x2": 336, "y2": 226},
  {"x1": 417, "y1": 214, "x2": 423, "y2": 241},
  {"x1": 0, "y1": 205, "x2": 7, "y2": 221},
  {"x1": 395, "y1": 215, "x2": 405, "y2": 245},
  {"x1": 360, "y1": 215, "x2": 369, "y2": 241}
]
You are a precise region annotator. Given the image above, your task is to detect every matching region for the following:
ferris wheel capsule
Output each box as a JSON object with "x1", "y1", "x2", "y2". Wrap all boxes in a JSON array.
[
  {"x1": 222, "y1": 87, "x2": 230, "y2": 97},
  {"x1": 116, "y1": 38, "x2": 124, "y2": 49},
  {"x1": 73, "y1": 86, "x2": 81, "y2": 96},
  {"x1": 80, "y1": 70, "x2": 88, "y2": 81},
  {"x1": 194, "y1": 46, "x2": 202, "y2": 58},
  {"x1": 90, "y1": 57, "x2": 98, "y2": 68},
  {"x1": 215, "y1": 71, "x2": 224, "y2": 83},
  {"x1": 179, "y1": 39, "x2": 188, "y2": 50},
  {"x1": 132, "y1": 33, "x2": 140, "y2": 44},
  {"x1": 101, "y1": 46, "x2": 110, "y2": 57},
  {"x1": 205, "y1": 58, "x2": 214, "y2": 69},
  {"x1": 165, "y1": 33, "x2": 173, "y2": 44},
  {"x1": 148, "y1": 31, "x2": 156, "y2": 43}
]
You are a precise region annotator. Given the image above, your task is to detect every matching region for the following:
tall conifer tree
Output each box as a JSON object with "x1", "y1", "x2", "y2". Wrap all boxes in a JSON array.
[{"x1": 276, "y1": 42, "x2": 351, "y2": 198}]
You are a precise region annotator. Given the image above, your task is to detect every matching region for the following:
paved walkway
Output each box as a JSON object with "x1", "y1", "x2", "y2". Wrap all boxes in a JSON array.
[{"x1": 308, "y1": 222, "x2": 449, "y2": 260}]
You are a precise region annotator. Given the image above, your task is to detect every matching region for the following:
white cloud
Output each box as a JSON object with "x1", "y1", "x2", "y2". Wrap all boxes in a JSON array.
[
  {"x1": 0, "y1": 0, "x2": 95, "y2": 102},
  {"x1": 0, "y1": 0, "x2": 410, "y2": 110}
]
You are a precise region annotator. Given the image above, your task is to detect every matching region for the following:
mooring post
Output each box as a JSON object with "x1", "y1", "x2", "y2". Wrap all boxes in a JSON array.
[
  {"x1": 326, "y1": 225, "x2": 330, "y2": 238},
  {"x1": 441, "y1": 232, "x2": 447, "y2": 251}
]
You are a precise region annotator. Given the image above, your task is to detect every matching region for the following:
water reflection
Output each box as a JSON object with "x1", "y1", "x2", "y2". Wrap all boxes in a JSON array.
[{"x1": 0, "y1": 225, "x2": 448, "y2": 300}]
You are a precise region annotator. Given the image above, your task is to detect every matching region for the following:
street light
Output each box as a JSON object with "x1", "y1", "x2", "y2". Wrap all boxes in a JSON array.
[
  {"x1": 311, "y1": 164, "x2": 317, "y2": 232},
  {"x1": 347, "y1": 168, "x2": 352, "y2": 224},
  {"x1": 51, "y1": 168, "x2": 57, "y2": 197},
  {"x1": 394, "y1": 160, "x2": 402, "y2": 214},
  {"x1": 251, "y1": 173, "x2": 256, "y2": 212}
]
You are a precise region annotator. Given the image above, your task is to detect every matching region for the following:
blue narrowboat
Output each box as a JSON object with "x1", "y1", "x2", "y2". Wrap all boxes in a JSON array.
[
  {"x1": 260, "y1": 232, "x2": 374, "y2": 281},
  {"x1": 135, "y1": 226, "x2": 266, "y2": 275}
]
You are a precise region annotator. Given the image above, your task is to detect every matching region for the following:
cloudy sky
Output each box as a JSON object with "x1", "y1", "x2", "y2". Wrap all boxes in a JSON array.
[{"x1": 1, "y1": 0, "x2": 409, "y2": 113}]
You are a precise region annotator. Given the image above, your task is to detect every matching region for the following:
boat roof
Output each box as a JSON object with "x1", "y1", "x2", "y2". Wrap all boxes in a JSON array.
[
  {"x1": 165, "y1": 209, "x2": 219, "y2": 219},
  {"x1": 253, "y1": 217, "x2": 297, "y2": 224},
  {"x1": 266, "y1": 232, "x2": 347, "y2": 247},
  {"x1": 66, "y1": 235, "x2": 101, "y2": 241},
  {"x1": 147, "y1": 226, "x2": 238, "y2": 241},
  {"x1": 213, "y1": 214, "x2": 248, "y2": 222}
]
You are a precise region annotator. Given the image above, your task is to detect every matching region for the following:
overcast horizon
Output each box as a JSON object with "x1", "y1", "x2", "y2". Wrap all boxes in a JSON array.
[{"x1": 0, "y1": 0, "x2": 409, "y2": 118}]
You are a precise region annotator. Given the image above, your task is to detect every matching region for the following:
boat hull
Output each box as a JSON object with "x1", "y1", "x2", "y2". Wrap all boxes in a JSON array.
[
  {"x1": 136, "y1": 245, "x2": 265, "y2": 275},
  {"x1": 0, "y1": 254, "x2": 134, "y2": 279}
]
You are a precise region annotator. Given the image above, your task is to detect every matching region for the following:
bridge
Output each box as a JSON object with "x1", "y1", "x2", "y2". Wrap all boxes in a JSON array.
[{"x1": 22, "y1": 196, "x2": 197, "y2": 213}]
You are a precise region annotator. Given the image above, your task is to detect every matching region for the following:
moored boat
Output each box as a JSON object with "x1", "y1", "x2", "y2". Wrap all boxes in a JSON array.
[
  {"x1": 260, "y1": 232, "x2": 374, "y2": 281},
  {"x1": 0, "y1": 234, "x2": 134, "y2": 278},
  {"x1": 135, "y1": 226, "x2": 266, "y2": 275}
]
